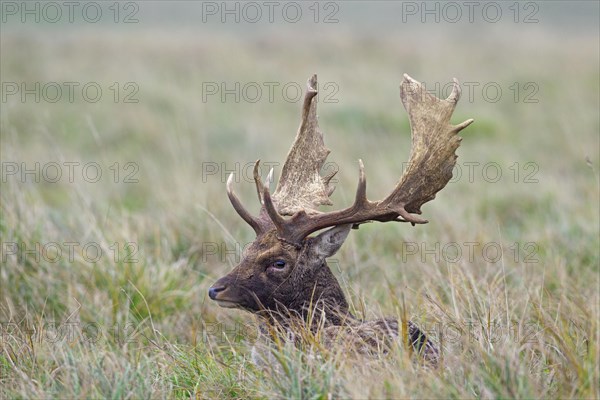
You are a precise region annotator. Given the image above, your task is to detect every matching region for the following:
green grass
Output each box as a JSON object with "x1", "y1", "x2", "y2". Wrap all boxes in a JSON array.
[{"x1": 1, "y1": 6, "x2": 599, "y2": 399}]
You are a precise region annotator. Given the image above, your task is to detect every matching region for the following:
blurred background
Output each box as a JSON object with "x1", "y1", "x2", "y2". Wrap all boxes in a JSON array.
[{"x1": 1, "y1": 1, "x2": 598, "y2": 398}]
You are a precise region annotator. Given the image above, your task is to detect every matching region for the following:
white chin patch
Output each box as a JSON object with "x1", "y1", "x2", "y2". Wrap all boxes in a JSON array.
[{"x1": 216, "y1": 300, "x2": 239, "y2": 309}]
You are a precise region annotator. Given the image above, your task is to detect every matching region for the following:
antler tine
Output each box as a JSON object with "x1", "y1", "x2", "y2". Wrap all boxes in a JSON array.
[
  {"x1": 226, "y1": 173, "x2": 264, "y2": 235},
  {"x1": 253, "y1": 160, "x2": 265, "y2": 203},
  {"x1": 453, "y1": 118, "x2": 475, "y2": 133},
  {"x1": 302, "y1": 74, "x2": 319, "y2": 118},
  {"x1": 251, "y1": 160, "x2": 277, "y2": 205},
  {"x1": 262, "y1": 185, "x2": 288, "y2": 236},
  {"x1": 446, "y1": 77, "x2": 461, "y2": 103},
  {"x1": 353, "y1": 159, "x2": 368, "y2": 209},
  {"x1": 265, "y1": 168, "x2": 274, "y2": 187}
]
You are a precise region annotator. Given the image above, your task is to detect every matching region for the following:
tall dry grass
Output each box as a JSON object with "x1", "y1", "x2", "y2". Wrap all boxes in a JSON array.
[{"x1": 1, "y1": 3, "x2": 598, "y2": 398}]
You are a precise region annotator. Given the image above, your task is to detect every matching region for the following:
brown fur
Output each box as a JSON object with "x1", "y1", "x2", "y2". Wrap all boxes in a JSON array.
[{"x1": 210, "y1": 228, "x2": 438, "y2": 363}]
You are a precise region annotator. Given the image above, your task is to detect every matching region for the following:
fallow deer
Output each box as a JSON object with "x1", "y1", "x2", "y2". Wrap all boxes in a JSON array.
[{"x1": 208, "y1": 74, "x2": 473, "y2": 364}]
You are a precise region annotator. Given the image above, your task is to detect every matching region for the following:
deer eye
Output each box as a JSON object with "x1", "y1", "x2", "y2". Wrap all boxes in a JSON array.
[{"x1": 269, "y1": 260, "x2": 286, "y2": 270}]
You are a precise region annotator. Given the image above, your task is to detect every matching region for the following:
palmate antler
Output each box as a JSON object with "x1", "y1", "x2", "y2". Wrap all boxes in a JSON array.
[
  {"x1": 226, "y1": 74, "x2": 336, "y2": 235},
  {"x1": 227, "y1": 74, "x2": 473, "y2": 244}
]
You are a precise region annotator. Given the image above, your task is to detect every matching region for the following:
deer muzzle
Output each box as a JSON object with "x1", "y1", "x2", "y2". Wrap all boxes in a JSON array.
[{"x1": 208, "y1": 278, "x2": 247, "y2": 309}]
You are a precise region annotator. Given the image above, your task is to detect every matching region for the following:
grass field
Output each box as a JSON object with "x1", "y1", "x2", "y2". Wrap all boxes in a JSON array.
[{"x1": 1, "y1": 2, "x2": 599, "y2": 399}]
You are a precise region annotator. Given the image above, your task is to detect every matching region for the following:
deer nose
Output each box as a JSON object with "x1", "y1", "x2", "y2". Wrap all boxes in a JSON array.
[{"x1": 208, "y1": 285, "x2": 226, "y2": 300}]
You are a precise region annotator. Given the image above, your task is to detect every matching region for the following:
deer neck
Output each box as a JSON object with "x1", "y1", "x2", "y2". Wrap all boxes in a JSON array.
[
  {"x1": 307, "y1": 261, "x2": 351, "y2": 325},
  {"x1": 263, "y1": 261, "x2": 353, "y2": 329}
]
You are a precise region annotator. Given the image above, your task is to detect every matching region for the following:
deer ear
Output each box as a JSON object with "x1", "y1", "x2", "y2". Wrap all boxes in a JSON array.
[{"x1": 310, "y1": 224, "x2": 352, "y2": 259}]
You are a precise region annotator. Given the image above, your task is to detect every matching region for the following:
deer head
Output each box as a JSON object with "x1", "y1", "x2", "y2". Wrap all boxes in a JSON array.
[{"x1": 208, "y1": 74, "x2": 473, "y2": 325}]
